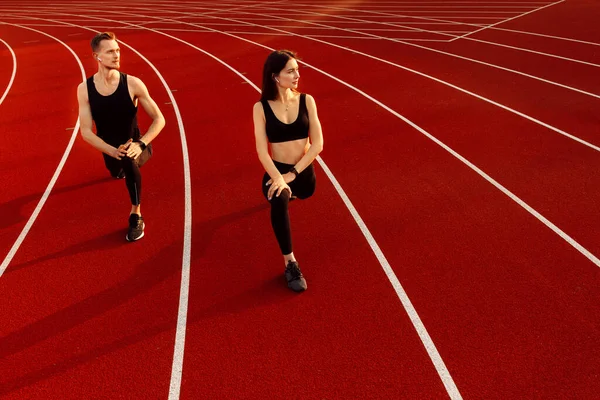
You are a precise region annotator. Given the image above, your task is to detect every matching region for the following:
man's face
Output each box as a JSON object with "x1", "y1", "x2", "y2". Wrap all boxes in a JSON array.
[{"x1": 96, "y1": 39, "x2": 120, "y2": 70}]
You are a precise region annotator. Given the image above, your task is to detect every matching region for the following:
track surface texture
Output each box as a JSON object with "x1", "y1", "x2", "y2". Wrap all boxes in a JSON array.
[{"x1": 1, "y1": 0, "x2": 599, "y2": 399}]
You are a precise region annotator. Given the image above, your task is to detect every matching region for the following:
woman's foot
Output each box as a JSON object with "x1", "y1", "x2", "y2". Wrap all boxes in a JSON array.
[{"x1": 285, "y1": 260, "x2": 307, "y2": 292}]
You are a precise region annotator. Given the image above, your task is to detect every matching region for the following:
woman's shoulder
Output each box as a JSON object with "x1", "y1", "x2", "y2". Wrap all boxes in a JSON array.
[
  {"x1": 301, "y1": 93, "x2": 316, "y2": 106},
  {"x1": 253, "y1": 101, "x2": 266, "y2": 120}
]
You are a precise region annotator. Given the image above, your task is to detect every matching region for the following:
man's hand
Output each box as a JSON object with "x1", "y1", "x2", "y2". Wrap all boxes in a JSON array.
[
  {"x1": 125, "y1": 140, "x2": 144, "y2": 159},
  {"x1": 113, "y1": 139, "x2": 132, "y2": 160}
]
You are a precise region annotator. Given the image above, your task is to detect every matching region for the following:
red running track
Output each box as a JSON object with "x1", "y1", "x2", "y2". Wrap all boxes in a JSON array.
[{"x1": 0, "y1": 1, "x2": 599, "y2": 399}]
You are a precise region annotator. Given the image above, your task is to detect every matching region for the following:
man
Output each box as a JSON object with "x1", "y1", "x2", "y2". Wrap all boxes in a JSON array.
[{"x1": 77, "y1": 32, "x2": 165, "y2": 241}]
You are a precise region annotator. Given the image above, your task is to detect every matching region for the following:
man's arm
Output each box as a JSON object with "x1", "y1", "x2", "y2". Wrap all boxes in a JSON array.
[
  {"x1": 125, "y1": 76, "x2": 165, "y2": 158},
  {"x1": 77, "y1": 82, "x2": 127, "y2": 159}
]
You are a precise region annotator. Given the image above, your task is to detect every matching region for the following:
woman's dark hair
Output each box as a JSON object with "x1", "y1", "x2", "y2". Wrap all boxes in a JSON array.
[{"x1": 260, "y1": 50, "x2": 298, "y2": 101}]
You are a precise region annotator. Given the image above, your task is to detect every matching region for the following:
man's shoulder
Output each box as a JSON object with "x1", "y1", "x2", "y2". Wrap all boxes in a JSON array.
[
  {"x1": 77, "y1": 80, "x2": 89, "y2": 98},
  {"x1": 126, "y1": 74, "x2": 147, "y2": 92},
  {"x1": 126, "y1": 74, "x2": 142, "y2": 85},
  {"x1": 78, "y1": 74, "x2": 95, "y2": 89}
]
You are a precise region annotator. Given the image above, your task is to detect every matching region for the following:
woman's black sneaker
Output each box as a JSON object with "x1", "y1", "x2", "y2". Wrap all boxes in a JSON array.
[
  {"x1": 285, "y1": 261, "x2": 307, "y2": 292},
  {"x1": 126, "y1": 214, "x2": 145, "y2": 242}
]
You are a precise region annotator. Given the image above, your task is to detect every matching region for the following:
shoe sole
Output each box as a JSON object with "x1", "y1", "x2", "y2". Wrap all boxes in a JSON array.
[
  {"x1": 288, "y1": 284, "x2": 307, "y2": 292},
  {"x1": 287, "y1": 278, "x2": 307, "y2": 292},
  {"x1": 126, "y1": 223, "x2": 145, "y2": 242}
]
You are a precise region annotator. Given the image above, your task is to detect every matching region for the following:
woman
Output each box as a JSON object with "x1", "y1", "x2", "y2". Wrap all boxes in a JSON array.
[{"x1": 253, "y1": 50, "x2": 324, "y2": 292}]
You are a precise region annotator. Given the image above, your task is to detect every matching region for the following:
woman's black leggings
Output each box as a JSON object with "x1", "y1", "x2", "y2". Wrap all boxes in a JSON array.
[
  {"x1": 103, "y1": 145, "x2": 152, "y2": 206},
  {"x1": 262, "y1": 160, "x2": 316, "y2": 255}
]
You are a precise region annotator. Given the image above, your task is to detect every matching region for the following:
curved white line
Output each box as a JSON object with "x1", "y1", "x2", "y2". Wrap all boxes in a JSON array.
[
  {"x1": 0, "y1": 22, "x2": 85, "y2": 278},
  {"x1": 0, "y1": 38, "x2": 17, "y2": 105},
  {"x1": 2, "y1": 13, "x2": 194, "y2": 398}
]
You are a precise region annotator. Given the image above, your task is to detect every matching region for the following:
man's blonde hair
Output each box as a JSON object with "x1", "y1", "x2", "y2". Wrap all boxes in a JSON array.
[{"x1": 91, "y1": 32, "x2": 116, "y2": 52}]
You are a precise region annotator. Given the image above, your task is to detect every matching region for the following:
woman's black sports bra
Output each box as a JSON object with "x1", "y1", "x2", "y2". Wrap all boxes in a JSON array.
[{"x1": 261, "y1": 93, "x2": 310, "y2": 143}]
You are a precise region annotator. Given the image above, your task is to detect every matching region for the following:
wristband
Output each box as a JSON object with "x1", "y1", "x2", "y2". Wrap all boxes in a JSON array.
[
  {"x1": 136, "y1": 140, "x2": 147, "y2": 151},
  {"x1": 289, "y1": 167, "x2": 299, "y2": 177}
]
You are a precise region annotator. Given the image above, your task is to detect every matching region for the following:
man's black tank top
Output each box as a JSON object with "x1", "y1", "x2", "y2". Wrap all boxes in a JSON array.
[
  {"x1": 261, "y1": 93, "x2": 309, "y2": 143},
  {"x1": 87, "y1": 72, "x2": 139, "y2": 147}
]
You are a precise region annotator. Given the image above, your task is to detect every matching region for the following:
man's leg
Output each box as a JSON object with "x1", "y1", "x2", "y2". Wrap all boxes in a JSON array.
[
  {"x1": 121, "y1": 156, "x2": 145, "y2": 241},
  {"x1": 103, "y1": 153, "x2": 124, "y2": 179}
]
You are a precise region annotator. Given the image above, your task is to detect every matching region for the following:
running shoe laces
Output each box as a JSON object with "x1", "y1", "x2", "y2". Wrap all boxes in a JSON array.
[{"x1": 285, "y1": 261, "x2": 307, "y2": 292}]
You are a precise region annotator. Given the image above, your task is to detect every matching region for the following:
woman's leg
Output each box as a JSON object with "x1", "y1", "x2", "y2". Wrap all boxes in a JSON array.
[
  {"x1": 263, "y1": 172, "x2": 293, "y2": 257},
  {"x1": 262, "y1": 169, "x2": 308, "y2": 292},
  {"x1": 289, "y1": 163, "x2": 316, "y2": 200}
]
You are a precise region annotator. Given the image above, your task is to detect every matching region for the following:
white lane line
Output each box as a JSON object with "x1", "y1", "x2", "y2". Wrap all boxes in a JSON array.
[
  {"x1": 0, "y1": 23, "x2": 129, "y2": 29},
  {"x1": 61, "y1": 24, "x2": 189, "y2": 400},
  {"x1": 2, "y1": 14, "x2": 193, "y2": 400},
  {"x1": 0, "y1": 38, "x2": 17, "y2": 106},
  {"x1": 10, "y1": 7, "x2": 465, "y2": 399},
  {"x1": 152, "y1": 4, "x2": 600, "y2": 99},
  {"x1": 247, "y1": 4, "x2": 600, "y2": 68},
  {"x1": 488, "y1": 26, "x2": 600, "y2": 47},
  {"x1": 72, "y1": 4, "x2": 600, "y2": 153},
  {"x1": 38, "y1": 15, "x2": 189, "y2": 399},
  {"x1": 252, "y1": 6, "x2": 600, "y2": 49},
  {"x1": 449, "y1": 0, "x2": 564, "y2": 41},
  {"x1": 289, "y1": 2, "x2": 600, "y2": 68},
  {"x1": 0, "y1": 22, "x2": 85, "y2": 278},
  {"x1": 0, "y1": 7, "x2": 513, "y2": 20}
]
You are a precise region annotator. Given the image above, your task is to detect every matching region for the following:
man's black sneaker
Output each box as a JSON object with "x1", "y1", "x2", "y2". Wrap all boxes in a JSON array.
[
  {"x1": 284, "y1": 261, "x2": 307, "y2": 292},
  {"x1": 126, "y1": 214, "x2": 145, "y2": 242}
]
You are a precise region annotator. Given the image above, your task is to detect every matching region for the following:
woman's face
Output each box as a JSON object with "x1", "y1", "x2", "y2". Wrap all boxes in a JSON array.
[{"x1": 275, "y1": 58, "x2": 300, "y2": 89}]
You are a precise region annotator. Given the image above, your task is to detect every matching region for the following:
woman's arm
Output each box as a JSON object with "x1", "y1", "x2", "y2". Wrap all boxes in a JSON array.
[
  {"x1": 291, "y1": 94, "x2": 323, "y2": 173},
  {"x1": 253, "y1": 102, "x2": 291, "y2": 199}
]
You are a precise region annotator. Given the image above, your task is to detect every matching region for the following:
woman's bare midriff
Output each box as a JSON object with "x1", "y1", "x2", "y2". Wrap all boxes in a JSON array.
[{"x1": 271, "y1": 138, "x2": 310, "y2": 165}]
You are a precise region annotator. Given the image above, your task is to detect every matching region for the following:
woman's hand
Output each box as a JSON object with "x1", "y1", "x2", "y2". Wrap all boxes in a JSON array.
[{"x1": 266, "y1": 175, "x2": 292, "y2": 200}]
